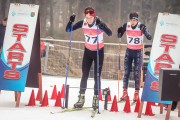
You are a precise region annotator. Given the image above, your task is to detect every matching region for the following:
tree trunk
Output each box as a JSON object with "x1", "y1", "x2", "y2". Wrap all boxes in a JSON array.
[
  {"x1": 39, "y1": 0, "x2": 47, "y2": 37},
  {"x1": 5, "y1": 0, "x2": 10, "y2": 17},
  {"x1": 49, "y1": 0, "x2": 54, "y2": 37}
]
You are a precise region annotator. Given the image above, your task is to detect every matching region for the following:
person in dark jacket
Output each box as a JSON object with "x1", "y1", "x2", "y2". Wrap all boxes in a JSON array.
[{"x1": 0, "y1": 17, "x2": 7, "y2": 50}]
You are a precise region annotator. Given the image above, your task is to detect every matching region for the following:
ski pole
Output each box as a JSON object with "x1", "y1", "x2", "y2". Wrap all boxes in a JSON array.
[
  {"x1": 96, "y1": 25, "x2": 100, "y2": 114},
  {"x1": 63, "y1": 22, "x2": 73, "y2": 108},
  {"x1": 118, "y1": 37, "x2": 121, "y2": 101}
]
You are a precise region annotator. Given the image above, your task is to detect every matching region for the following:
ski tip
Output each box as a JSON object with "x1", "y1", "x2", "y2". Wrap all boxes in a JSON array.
[
  {"x1": 131, "y1": 101, "x2": 136, "y2": 106},
  {"x1": 50, "y1": 111, "x2": 56, "y2": 114},
  {"x1": 118, "y1": 100, "x2": 126, "y2": 103},
  {"x1": 91, "y1": 110, "x2": 97, "y2": 118}
]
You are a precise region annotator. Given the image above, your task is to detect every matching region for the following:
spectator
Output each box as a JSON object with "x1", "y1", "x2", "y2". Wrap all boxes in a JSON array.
[
  {"x1": 0, "y1": 17, "x2": 7, "y2": 51},
  {"x1": 40, "y1": 41, "x2": 46, "y2": 57}
]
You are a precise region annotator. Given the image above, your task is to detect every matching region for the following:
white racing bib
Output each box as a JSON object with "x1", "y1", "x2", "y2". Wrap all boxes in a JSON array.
[
  {"x1": 82, "y1": 19, "x2": 104, "y2": 50},
  {"x1": 126, "y1": 22, "x2": 143, "y2": 50}
]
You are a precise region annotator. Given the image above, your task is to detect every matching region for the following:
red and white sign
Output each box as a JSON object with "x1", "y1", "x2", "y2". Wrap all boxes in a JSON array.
[
  {"x1": 0, "y1": 3, "x2": 39, "y2": 91},
  {"x1": 141, "y1": 13, "x2": 180, "y2": 104}
]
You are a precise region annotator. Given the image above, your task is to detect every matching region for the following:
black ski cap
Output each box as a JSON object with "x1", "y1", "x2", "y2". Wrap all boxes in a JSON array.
[{"x1": 129, "y1": 12, "x2": 138, "y2": 20}]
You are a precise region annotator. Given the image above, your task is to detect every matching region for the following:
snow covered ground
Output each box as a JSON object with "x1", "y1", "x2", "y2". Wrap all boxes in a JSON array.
[{"x1": 0, "y1": 75, "x2": 179, "y2": 120}]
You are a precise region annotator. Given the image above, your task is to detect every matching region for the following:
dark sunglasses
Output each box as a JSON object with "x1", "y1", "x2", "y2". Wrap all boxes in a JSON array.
[{"x1": 84, "y1": 10, "x2": 94, "y2": 15}]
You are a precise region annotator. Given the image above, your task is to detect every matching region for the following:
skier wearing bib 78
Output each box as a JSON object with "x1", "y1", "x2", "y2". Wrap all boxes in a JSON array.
[{"x1": 117, "y1": 12, "x2": 152, "y2": 103}]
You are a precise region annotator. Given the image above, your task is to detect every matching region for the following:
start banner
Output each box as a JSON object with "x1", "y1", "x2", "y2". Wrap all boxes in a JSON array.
[
  {"x1": 141, "y1": 13, "x2": 180, "y2": 104},
  {"x1": 0, "y1": 4, "x2": 39, "y2": 92}
]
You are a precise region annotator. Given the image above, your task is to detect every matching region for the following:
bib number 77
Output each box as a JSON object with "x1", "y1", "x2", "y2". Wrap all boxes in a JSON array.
[{"x1": 86, "y1": 35, "x2": 98, "y2": 44}]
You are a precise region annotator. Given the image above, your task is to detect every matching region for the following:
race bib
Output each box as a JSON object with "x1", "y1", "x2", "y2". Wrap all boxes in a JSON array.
[
  {"x1": 127, "y1": 36, "x2": 142, "y2": 45},
  {"x1": 85, "y1": 34, "x2": 103, "y2": 44}
]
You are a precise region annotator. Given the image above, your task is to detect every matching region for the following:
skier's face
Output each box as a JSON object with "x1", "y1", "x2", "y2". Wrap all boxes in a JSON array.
[
  {"x1": 130, "y1": 19, "x2": 138, "y2": 26},
  {"x1": 85, "y1": 14, "x2": 95, "y2": 24}
]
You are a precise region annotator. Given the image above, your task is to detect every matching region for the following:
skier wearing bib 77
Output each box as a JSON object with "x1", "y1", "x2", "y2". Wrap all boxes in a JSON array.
[{"x1": 66, "y1": 7, "x2": 112, "y2": 109}]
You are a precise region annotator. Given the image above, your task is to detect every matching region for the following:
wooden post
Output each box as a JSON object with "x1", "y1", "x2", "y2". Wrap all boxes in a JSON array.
[
  {"x1": 38, "y1": 73, "x2": 43, "y2": 103},
  {"x1": 117, "y1": 69, "x2": 120, "y2": 101},
  {"x1": 137, "y1": 101, "x2": 144, "y2": 118},
  {"x1": 65, "y1": 85, "x2": 69, "y2": 108},
  {"x1": 141, "y1": 44, "x2": 145, "y2": 88},
  {"x1": 160, "y1": 103, "x2": 164, "y2": 114},
  {"x1": 14, "y1": 91, "x2": 17, "y2": 101},
  {"x1": 15, "y1": 92, "x2": 21, "y2": 107},
  {"x1": 117, "y1": 44, "x2": 121, "y2": 101},
  {"x1": 178, "y1": 101, "x2": 180, "y2": 117},
  {"x1": 165, "y1": 104, "x2": 172, "y2": 120}
]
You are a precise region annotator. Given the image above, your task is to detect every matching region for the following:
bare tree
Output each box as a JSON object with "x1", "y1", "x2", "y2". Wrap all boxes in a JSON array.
[{"x1": 39, "y1": 0, "x2": 48, "y2": 37}]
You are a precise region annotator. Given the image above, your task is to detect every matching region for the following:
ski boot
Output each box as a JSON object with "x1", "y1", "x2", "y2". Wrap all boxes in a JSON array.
[
  {"x1": 74, "y1": 94, "x2": 85, "y2": 108},
  {"x1": 92, "y1": 95, "x2": 98, "y2": 110},
  {"x1": 120, "y1": 89, "x2": 128, "y2": 102},
  {"x1": 133, "y1": 90, "x2": 139, "y2": 101},
  {"x1": 131, "y1": 90, "x2": 139, "y2": 106}
]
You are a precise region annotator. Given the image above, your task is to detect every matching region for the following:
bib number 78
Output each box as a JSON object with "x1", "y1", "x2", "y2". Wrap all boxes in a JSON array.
[{"x1": 128, "y1": 37, "x2": 141, "y2": 44}]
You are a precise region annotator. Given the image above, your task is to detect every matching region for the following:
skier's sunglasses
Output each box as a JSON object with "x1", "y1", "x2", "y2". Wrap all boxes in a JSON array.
[{"x1": 84, "y1": 9, "x2": 95, "y2": 15}]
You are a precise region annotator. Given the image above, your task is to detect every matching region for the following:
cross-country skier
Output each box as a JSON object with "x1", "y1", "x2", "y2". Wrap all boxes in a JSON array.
[
  {"x1": 66, "y1": 7, "x2": 112, "y2": 109},
  {"x1": 117, "y1": 12, "x2": 152, "y2": 102}
]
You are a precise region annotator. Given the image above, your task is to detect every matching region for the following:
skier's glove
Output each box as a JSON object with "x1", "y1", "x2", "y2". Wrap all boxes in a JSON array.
[
  {"x1": 70, "y1": 14, "x2": 76, "y2": 23},
  {"x1": 117, "y1": 27, "x2": 123, "y2": 34},
  {"x1": 117, "y1": 27, "x2": 123, "y2": 38},
  {"x1": 140, "y1": 24, "x2": 146, "y2": 33}
]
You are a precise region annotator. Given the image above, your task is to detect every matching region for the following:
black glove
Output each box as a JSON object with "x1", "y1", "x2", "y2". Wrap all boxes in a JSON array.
[
  {"x1": 140, "y1": 24, "x2": 146, "y2": 33},
  {"x1": 70, "y1": 14, "x2": 76, "y2": 23},
  {"x1": 117, "y1": 27, "x2": 123, "y2": 33},
  {"x1": 96, "y1": 17, "x2": 102, "y2": 26}
]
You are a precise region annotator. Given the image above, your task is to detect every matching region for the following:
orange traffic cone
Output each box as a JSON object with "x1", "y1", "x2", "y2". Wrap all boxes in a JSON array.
[
  {"x1": 54, "y1": 91, "x2": 62, "y2": 107},
  {"x1": 26, "y1": 89, "x2": 36, "y2": 106},
  {"x1": 145, "y1": 102, "x2": 155, "y2": 116},
  {"x1": 110, "y1": 95, "x2": 118, "y2": 112},
  {"x1": 123, "y1": 96, "x2": 131, "y2": 113},
  {"x1": 107, "y1": 87, "x2": 111, "y2": 101},
  {"x1": 51, "y1": 85, "x2": 57, "y2": 100},
  {"x1": 134, "y1": 96, "x2": 140, "y2": 112},
  {"x1": 61, "y1": 84, "x2": 65, "y2": 98},
  {"x1": 41, "y1": 90, "x2": 49, "y2": 107},
  {"x1": 99, "y1": 89, "x2": 103, "y2": 101},
  {"x1": 36, "y1": 88, "x2": 40, "y2": 101}
]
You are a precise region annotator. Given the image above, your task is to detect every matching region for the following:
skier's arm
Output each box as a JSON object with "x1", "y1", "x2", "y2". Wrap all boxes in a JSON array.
[
  {"x1": 140, "y1": 24, "x2": 152, "y2": 40},
  {"x1": 66, "y1": 14, "x2": 83, "y2": 32},
  {"x1": 99, "y1": 23, "x2": 112, "y2": 36},
  {"x1": 117, "y1": 23, "x2": 127, "y2": 38},
  {"x1": 96, "y1": 17, "x2": 112, "y2": 36},
  {"x1": 66, "y1": 20, "x2": 83, "y2": 32}
]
